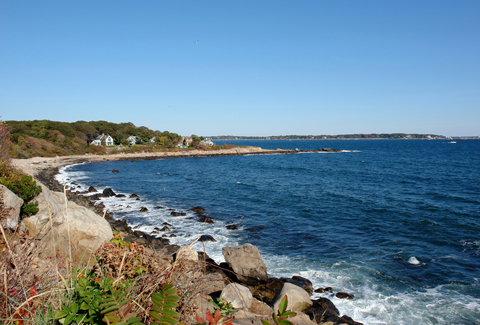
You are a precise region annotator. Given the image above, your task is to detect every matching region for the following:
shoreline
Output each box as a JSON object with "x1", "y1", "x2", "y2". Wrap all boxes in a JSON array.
[
  {"x1": 11, "y1": 145, "x2": 341, "y2": 253},
  {"x1": 9, "y1": 146, "x2": 367, "y2": 324},
  {"x1": 11, "y1": 146, "x2": 340, "y2": 179}
]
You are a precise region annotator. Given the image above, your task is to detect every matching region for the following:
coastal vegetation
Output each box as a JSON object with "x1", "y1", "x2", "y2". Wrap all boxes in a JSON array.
[
  {"x1": 210, "y1": 133, "x2": 445, "y2": 140},
  {"x1": 0, "y1": 119, "x2": 42, "y2": 216},
  {"x1": 5, "y1": 120, "x2": 182, "y2": 158}
]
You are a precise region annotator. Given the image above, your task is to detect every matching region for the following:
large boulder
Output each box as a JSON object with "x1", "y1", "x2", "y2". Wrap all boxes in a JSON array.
[
  {"x1": 222, "y1": 244, "x2": 268, "y2": 285},
  {"x1": 220, "y1": 283, "x2": 253, "y2": 309},
  {"x1": 175, "y1": 246, "x2": 198, "y2": 261},
  {"x1": 271, "y1": 283, "x2": 312, "y2": 313},
  {"x1": 21, "y1": 184, "x2": 113, "y2": 263},
  {"x1": 0, "y1": 184, "x2": 24, "y2": 229}
]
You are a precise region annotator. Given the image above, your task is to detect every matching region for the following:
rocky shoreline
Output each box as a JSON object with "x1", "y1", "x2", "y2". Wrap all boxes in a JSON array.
[{"x1": 9, "y1": 146, "x2": 362, "y2": 325}]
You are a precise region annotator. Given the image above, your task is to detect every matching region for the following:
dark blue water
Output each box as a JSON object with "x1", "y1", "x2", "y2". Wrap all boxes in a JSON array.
[{"x1": 57, "y1": 140, "x2": 480, "y2": 324}]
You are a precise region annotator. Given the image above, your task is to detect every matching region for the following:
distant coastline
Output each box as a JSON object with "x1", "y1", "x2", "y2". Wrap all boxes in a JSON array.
[{"x1": 211, "y1": 133, "x2": 480, "y2": 140}]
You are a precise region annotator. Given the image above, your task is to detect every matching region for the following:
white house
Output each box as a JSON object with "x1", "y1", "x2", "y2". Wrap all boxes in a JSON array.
[
  {"x1": 105, "y1": 135, "x2": 114, "y2": 146},
  {"x1": 90, "y1": 134, "x2": 114, "y2": 146},
  {"x1": 149, "y1": 137, "x2": 156, "y2": 143},
  {"x1": 200, "y1": 139, "x2": 214, "y2": 146},
  {"x1": 90, "y1": 139, "x2": 102, "y2": 146},
  {"x1": 127, "y1": 135, "x2": 141, "y2": 145}
]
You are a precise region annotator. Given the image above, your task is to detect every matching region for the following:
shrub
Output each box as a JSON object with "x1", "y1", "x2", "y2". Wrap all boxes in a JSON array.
[
  {"x1": 0, "y1": 118, "x2": 10, "y2": 161},
  {"x1": 84, "y1": 145, "x2": 107, "y2": 155},
  {"x1": 0, "y1": 163, "x2": 42, "y2": 216}
]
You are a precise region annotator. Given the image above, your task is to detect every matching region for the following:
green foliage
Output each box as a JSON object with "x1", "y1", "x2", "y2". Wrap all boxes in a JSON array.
[
  {"x1": 54, "y1": 272, "x2": 143, "y2": 325},
  {"x1": 101, "y1": 287, "x2": 143, "y2": 325},
  {"x1": 5, "y1": 119, "x2": 182, "y2": 157},
  {"x1": 110, "y1": 232, "x2": 130, "y2": 247},
  {"x1": 210, "y1": 298, "x2": 234, "y2": 319},
  {"x1": 55, "y1": 274, "x2": 113, "y2": 324},
  {"x1": 0, "y1": 163, "x2": 42, "y2": 216},
  {"x1": 149, "y1": 283, "x2": 181, "y2": 325},
  {"x1": 261, "y1": 296, "x2": 296, "y2": 325}
]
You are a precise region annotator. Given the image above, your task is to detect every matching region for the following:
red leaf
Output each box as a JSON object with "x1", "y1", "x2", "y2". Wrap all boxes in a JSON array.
[
  {"x1": 196, "y1": 315, "x2": 205, "y2": 323},
  {"x1": 29, "y1": 285, "x2": 36, "y2": 297},
  {"x1": 206, "y1": 311, "x2": 213, "y2": 323},
  {"x1": 214, "y1": 311, "x2": 220, "y2": 324}
]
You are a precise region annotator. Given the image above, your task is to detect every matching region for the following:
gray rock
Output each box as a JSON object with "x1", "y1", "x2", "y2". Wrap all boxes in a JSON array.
[
  {"x1": 175, "y1": 246, "x2": 198, "y2": 261},
  {"x1": 249, "y1": 298, "x2": 272, "y2": 316},
  {"x1": 21, "y1": 183, "x2": 113, "y2": 262},
  {"x1": 222, "y1": 243, "x2": 268, "y2": 285},
  {"x1": 220, "y1": 283, "x2": 253, "y2": 309},
  {"x1": 0, "y1": 184, "x2": 24, "y2": 229},
  {"x1": 271, "y1": 283, "x2": 312, "y2": 313},
  {"x1": 202, "y1": 272, "x2": 226, "y2": 294},
  {"x1": 288, "y1": 313, "x2": 317, "y2": 325}
]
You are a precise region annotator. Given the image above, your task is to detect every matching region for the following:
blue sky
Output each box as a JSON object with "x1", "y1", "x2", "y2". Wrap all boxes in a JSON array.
[{"x1": 1, "y1": 1, "x2": 479, "y2": 136}]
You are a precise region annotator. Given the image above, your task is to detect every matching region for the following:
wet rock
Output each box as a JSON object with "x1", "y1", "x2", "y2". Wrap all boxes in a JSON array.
[
  {"x1": 163, "y1": 222, "x2": 172, "y2": 226},
  {"x1": 314, "y1": 288, "x2": 325, "y2": 293},
  {"x1": 190, "y1": 206, "x2": 205, "y2": 212},
  {"x1": 102, "y1": 187, "x2": 116, "y2": 197},
  {"x1": 198, "y1": 234, "x2": 216, "y2": 242},
  {"x1": 154, "y1": 206, "x2": 164, "y2": 209},
  {"x1": 250, "y1": 278, "x2": 284, "y2": 304},
  {"x1": 112, "y1": 220, "x2": 129, "y2": 232},
  {"x1": 140, "y1": 207, "x2": 149, "y2": 212},
  {"x1": 198, "y1": 216, "x2": 214, "y2": 223},
  {"x1": 304, "y1": 297, "x2": 340, "y2": 324},
  {"x1": 169, "y1": 234, "x2": 177, "y2": 237},
  {"x1": 171, "y1": 211, "x2": 187, "y2": 216},
  {"x1": 337, "y1": 315, "x2": 363, "y2": 324},
  {"x1": 115, "y1": 194, "x2": 126, "y2": 198},
  {"x1": 160, "y1": 226, "x2": 170, "y2": 231},
  {"x1": 112, "y1": 169, "x2": 119, "y2": 173},
  {"x1": 129, "y1": 193, "x2": 139, "y2": 198},
  {"x1": 226, "y1": 224, "x2": 238, "y2": 230},
  {"x1": 336, "y1": 292, "x2": 355, "y2": 300},
  {"x1": 291, "y1": 276, "x2": 313, "y2": 295},
  {"x1": 245, "y1": 226, "x2": 266, "y2": 232},
  {"x1": 324, "y1": 287, "x2": 333, "y2": 293}
]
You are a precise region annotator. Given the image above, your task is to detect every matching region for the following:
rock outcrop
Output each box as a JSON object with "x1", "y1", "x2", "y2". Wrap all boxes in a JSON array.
[
  {"x1": 220, "y1": 283, "x2": 253, "y2": 309},
  {"x1": 0, "y1": 184, "x2": 24, "y2": 229},
  {"x1": 271, "y1": 282, "x2": 313, "y2": 313},
  {"x1": 21, "y1": 183, "x2": 113, "y2": 262},
  {"x1": 222, "y1": 243, "x2": 268, "y2": 285},
  {"x1": 175, "y1": 246, "x2": 198, "y2": 261}
]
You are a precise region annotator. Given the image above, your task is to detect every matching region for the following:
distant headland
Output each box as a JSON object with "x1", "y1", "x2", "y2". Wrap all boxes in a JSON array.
[{"x1": 211, "y1": 133, "x2": 479, "y2": 140}]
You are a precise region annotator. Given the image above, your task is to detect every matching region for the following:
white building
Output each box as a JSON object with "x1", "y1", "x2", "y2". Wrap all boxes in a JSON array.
[
  {"x1": 127, "y1": 135, "x2": 141, "y2": 145},
  {"x1": 90, "y1": 134, "x2": 114, "y2": 146}
]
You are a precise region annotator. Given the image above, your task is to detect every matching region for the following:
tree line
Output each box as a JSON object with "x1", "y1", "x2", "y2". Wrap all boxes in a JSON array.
[
  {"x1": 5, "y1": 120, "x2": 182, "y2": 158},
  {"x1": 211, "y1": 133, "x2": 443, "y2": 140}
]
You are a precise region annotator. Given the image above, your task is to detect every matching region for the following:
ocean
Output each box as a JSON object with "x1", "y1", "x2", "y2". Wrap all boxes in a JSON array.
[{"x1": 55, "y1": 139, "x2": 480, "y2": 324}]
